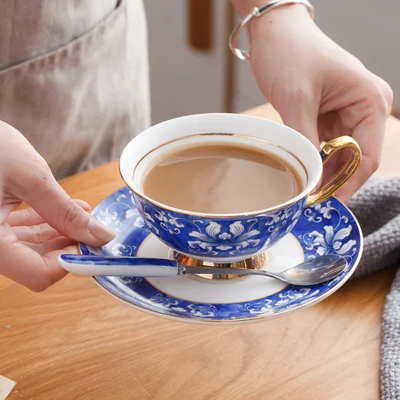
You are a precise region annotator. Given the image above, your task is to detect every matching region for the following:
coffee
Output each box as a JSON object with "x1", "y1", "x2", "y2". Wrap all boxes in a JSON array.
[{"x1": 141, "y1": 143, "x2": 302, "y2": 214}]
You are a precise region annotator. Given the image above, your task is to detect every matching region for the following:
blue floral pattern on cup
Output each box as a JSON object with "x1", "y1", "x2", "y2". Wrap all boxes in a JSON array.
[
  {"x1": 80, "y1": 187, "x2": 362, "y2": 323},
  {"x1": 134, "y1": 195, "x2": 305, "y2": 259}
]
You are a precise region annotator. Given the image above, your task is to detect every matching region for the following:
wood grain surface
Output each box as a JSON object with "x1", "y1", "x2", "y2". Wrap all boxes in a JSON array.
[{"x1": 1, "y1": 104, "x2": 399, "y2": 400}]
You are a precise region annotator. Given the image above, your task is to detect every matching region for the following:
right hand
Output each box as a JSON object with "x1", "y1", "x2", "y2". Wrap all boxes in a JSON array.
[
  {"x1": 247, "y1": 5, "x2": 393, "y2": 203},
  {"x1": 0, "y1": 121, "x2": 115, "y2": 291}
]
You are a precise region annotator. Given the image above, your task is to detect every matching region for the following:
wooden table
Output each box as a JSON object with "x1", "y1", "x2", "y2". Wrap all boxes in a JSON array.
[{"x1": 1, "y1": 104, "x2": 399, "y2": 400}]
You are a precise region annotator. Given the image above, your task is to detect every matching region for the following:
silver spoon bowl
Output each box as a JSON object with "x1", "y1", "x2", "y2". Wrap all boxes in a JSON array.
[{"x1": 185, "y1": 254, "x2": 347, "y2": 285}]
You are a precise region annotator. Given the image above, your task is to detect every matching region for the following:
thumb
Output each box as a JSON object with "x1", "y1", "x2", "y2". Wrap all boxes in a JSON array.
[
  {"x1": 11, "y1": 162, "x2": 115, "y2": 247},
  {"x1": 276, "y1": 98, "x2": 320, "y2": 150},
  {"x1": 274, "y1": 97, "x2": 322, "y2": 192}
]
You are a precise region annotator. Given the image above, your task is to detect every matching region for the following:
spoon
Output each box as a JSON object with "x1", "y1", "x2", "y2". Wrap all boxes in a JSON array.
[{"x1": 58, "y1": 254, "x2": 347, "y2": 286}]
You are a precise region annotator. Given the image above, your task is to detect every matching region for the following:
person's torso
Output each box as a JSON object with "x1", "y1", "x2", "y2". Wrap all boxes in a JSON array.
[{"x1": 0, "y1": 0, "x2": 150, "y2": 179}]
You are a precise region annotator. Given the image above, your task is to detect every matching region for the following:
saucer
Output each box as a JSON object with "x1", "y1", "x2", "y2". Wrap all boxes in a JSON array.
[{"x1": 80, "y1": 187, "x2": 363, "y2": 325}]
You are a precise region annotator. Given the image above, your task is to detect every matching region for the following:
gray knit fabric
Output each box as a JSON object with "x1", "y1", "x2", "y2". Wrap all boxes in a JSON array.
[
  {"x1": 349, "y1": 177, "x2": 400, "y2": 279},
  {"x1": 381, "y1": 272, "x2": 400, "y2": 400},
  {"x1": 348, "y1": 177, "x2": 400, "y2": 400}
]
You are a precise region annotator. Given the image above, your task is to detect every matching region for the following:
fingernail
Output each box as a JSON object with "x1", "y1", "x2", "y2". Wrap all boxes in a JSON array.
[{"x1": 88, "y1": 217, "x2": 115, "y2": 242}]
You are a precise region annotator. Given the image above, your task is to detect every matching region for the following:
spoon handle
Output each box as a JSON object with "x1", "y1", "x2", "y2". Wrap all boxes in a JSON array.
[{"x1": 58, "y1": 255, "x2": 179, "y2": 277}]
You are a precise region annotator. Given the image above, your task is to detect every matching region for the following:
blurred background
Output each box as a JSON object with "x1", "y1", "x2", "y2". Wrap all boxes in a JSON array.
[{"x1": 144, "y1": 0, "x2": 399, "y2": 124}]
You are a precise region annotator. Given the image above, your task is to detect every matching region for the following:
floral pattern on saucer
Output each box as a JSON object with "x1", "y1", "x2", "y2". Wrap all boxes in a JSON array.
[{"x1": 80, "y1": 187, "x2": 362, "y2": 324}]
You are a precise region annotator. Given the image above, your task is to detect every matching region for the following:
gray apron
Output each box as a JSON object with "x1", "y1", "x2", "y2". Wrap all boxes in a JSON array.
[{"x1": 0, "y1": 0, "x2": 150, "y2": 179}]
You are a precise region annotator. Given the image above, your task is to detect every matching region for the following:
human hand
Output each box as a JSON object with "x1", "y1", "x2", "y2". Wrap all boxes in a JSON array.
[
  {"x1": 0, "y1": 121, "x2": 115, "y2": 291},
  {"x1": 247, "y1": 5, "x2": 393, "y2": 202}
]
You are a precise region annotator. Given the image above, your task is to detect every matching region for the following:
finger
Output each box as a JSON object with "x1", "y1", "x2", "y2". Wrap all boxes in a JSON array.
[
  {"x1": 7, "y1": 207, "x2": 46, "y2": 226},
  {"x1": 0, "y1": 238, "x2": 78, "y2": 292},
  {"x1": 75, "y1": 199, "x2": 92, "y2": 212},
  {"x1": 11, "y1": 163, "x2": 113, "y2": 246},
  {"x1": 0, "y1": 221, "x2": 74, "y2": 291},
  {"x1": 22, "y1": 236, "x2": 76, "y2": 256},
  {"x1": 0, "y1": 201, "x2": 22, "y2": 224},
  {"x1": 335, "y1": 113, "x2": 386, "y2": 203},
  {"x1": 276, "y1": 95, "x2": 324, "y2": 192},
  {"x1": 12, "y1": 223, "x2": 61, "y2": 243},
  {"x1": 8, "y1": 199, "x2": 91, "y2": 227}
]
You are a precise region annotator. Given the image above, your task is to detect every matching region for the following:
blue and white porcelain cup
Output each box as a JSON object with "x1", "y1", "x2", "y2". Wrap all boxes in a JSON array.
[{"x1": 119, "y1": 113, "x2": 361, "y2": 263}]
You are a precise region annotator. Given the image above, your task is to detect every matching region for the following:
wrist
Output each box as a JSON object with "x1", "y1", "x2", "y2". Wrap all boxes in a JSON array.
[{"x1": 247, "y1": 4, "x2": 314, "y2": 44}]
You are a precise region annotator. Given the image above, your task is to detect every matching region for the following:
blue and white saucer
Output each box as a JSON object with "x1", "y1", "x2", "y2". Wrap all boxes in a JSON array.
[{"x1": 80, "y1": 187, "x2": 363, "y2": 325}]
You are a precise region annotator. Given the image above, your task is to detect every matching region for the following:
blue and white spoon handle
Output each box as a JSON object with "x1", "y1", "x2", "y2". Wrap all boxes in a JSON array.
[{"x1": 58, "y1": 255, "x2": 180, "y2": 277}]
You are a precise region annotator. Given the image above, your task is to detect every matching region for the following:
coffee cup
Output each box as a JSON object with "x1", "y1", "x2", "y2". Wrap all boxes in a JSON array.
[{"x1": 119, "y1": 113, "x2": 361, "y2": 263}]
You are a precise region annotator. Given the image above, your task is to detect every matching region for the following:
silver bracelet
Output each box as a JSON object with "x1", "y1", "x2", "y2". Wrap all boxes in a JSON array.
[{"x1": 229, "y1": 0, "x2": 315, "y2": 60}]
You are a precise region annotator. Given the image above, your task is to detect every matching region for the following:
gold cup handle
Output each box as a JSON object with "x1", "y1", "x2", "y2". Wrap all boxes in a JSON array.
[{"x1": 306, "y1": 136, "x2": 362, "y2": 207}]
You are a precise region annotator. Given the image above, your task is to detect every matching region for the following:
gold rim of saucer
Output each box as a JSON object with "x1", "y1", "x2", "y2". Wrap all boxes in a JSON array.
[{"x1": 173, "y1": 251, "x2": 268, "y2": 280}]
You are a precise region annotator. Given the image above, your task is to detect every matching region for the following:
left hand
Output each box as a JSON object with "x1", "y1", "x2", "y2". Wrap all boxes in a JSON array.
[
  {"x1": 0, "y1": 121, "x2": 115, "y2": 291},
  {"x1": 2, "y1": 202, "x2": 85, "y2": 291},
  {"x1": 247, "y1": 5, "x2": 393, "y2": 202}
]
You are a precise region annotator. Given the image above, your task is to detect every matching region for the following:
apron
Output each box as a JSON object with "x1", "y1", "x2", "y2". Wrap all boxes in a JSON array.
[{"x1": 0, "y1": 0, "x2": 150, "y2": 179}]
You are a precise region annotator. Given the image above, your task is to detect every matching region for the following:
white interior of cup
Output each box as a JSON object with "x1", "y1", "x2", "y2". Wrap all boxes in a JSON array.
[{"x1": 120, "y1": 113, "x2": 323, "y2": 217}]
